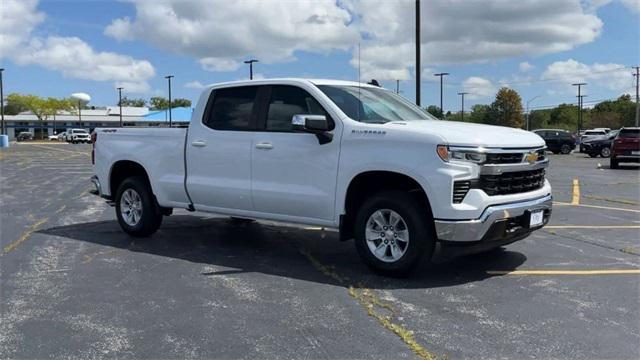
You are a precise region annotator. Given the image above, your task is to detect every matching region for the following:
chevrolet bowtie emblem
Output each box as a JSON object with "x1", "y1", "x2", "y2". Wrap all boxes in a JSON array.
[{"x1": 525, "y1": 151, "x2": 539, "y2": 164}]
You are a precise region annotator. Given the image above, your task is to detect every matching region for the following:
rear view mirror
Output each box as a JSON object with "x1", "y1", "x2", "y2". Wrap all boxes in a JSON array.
[{"x1": 292, "y1": 115, "x2": 333, "y2": 144}]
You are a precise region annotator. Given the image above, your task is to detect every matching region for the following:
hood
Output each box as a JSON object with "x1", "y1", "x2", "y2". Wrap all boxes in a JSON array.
[{"x1": 387, "y1": 120, "x2": 545, "y2": 148}]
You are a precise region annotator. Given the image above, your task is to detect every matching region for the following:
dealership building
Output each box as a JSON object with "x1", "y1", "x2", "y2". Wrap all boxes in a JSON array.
[{"x1": 2, "y1": 106, "x2": 193, "y2": 139}]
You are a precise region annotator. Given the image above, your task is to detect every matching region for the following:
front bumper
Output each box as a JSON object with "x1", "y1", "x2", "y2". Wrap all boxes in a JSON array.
[{"x1": 434, "y1": 194, "x2": 552, "y2": 242}]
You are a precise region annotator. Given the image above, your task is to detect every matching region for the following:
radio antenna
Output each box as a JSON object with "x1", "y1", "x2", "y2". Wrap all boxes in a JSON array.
[{"x1": 357, "y1": 42, "x2": 361, "y2": 122}]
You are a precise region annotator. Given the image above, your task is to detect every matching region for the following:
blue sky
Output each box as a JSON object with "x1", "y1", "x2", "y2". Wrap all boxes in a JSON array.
[{"x1": 1, "y1": 0, "x2": 638, "y2": 113}]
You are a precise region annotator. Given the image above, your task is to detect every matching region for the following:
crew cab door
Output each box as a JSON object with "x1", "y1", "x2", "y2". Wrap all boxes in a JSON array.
[
  {"x1": 185, "y1": 86, "x2": 259, "y2": 211},
  {"x1": 251, "y1": 85, "x2": 341, "y2": 221}
]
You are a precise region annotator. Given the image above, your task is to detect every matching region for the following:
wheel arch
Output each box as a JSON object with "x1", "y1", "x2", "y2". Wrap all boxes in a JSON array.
[
  {"x1": 109, "y1": 160, "x2": 153, "y2": 199},
  {"x1": 339, "y1": 170, "x2": 433, "y2": 241}
]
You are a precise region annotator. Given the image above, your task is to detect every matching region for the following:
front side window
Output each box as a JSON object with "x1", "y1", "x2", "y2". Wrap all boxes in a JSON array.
[
  {"x1": 205, "y1": 86, "x2": 258, "y2": 130},
  {"x1": 317, "y1": 85, "x2": 437, "y2": 124},
  {"x1": 266, "y1": 86, "x2": 328, "y2": 131}
]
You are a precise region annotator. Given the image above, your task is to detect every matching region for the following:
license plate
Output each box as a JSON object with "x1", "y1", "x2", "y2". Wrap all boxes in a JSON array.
[
  {"x1": 529, "y1": 210, "x2": 544, "y2": 228},
  {"x1": 632, "y1": 151, "x2": 640, "y2": 155}
]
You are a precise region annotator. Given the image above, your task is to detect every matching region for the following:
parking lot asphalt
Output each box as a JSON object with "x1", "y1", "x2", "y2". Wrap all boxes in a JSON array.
[{"x1": 1, "y1": 143, "x2": 639, "y2": 360}]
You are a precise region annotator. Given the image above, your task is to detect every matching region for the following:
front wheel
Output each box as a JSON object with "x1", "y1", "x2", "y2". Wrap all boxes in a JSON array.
[
  {"x1": 560, "y1": 143, "x2": 572, "y2": 154},
  {"x1": 115, "y1": 176, "x2": 163, "y2": 237},
  {"x1": 600, "y1": 147, "x2": 611, "y2": 158},
  {"x1": 354, "y1": 191, "x2": 434, "y2": 277}
]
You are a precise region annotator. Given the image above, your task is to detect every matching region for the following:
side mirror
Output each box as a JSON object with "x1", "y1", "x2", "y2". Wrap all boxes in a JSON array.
[{"x1": 292, "y1": 114, "x2": 333, "y2": 144}]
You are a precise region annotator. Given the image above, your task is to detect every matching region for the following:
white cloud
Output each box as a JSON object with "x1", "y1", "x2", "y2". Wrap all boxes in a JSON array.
[
  {"x1": 585, "y1": 0, "x2": 640, "y2": 13},
  {"x1": 345, "y1": 0, "x2": 603, "y2": 79},
  {"x1": 519, "y1": 62, "x2": 535, "y2": 72},
  {"x1": 1, "y1": 0, "x2": 155, "y2": 93},
  {"x1": 462, "y1": 77, "x2": 497, "y2": 99},
  {"x1": 541, "y1": 59, "x2": 631, "y2": 91},
  {"x1": 184, "y1": 80, "x2": 206, "y2": 89},
  {"x1": 105, "y1": 0, "x2": 358, "y2": 72},
  {"x1": 0, "y1": 0, "x2": 44, "y2": 56}
]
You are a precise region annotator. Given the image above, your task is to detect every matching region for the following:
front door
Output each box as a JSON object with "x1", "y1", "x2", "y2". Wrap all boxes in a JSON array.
[{"x1": 251, "y1": 85, "x2": 341, "y2": 221}]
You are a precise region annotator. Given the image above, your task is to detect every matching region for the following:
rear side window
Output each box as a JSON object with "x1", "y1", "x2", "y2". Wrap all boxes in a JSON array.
[
  {"x1": 204, "y1": 86, "x2": 258, "y2": 130},
  {"x1": 618, "y1": 129, "x2": 640, "y2": 138},
  {"x1": 265, "y1": 85, "x2": 328, "y2": 131}
]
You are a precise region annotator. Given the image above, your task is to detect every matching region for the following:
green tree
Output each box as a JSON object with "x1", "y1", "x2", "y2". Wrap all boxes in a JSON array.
[
  {"x1": 118, "y1": 97, "x2": 147, "y2": 107},
  {"x1": 426, "y1": 105, "x2": 443, "y2": 119},
  {"x1": 7, "y1": 94, "x2": 73, "y2": 139},
  {"x1": 589, "y1": 94, "x2": 635, "y2": 129},
  {"x1": 150, "y1": 97, "x2": 191, "y2": 110},
  {"x1": 3, "y1": 93, "x2": 29, "y2": 115},
  {"x1": 469, "y1": 104, "x2": 490, "y2": 124},
  {"x1": 486, "y1": 87, "x2": 524, "y2": 128},
  {"x1": 549, "y1": 104, "x2": 578, "y2": 131}
]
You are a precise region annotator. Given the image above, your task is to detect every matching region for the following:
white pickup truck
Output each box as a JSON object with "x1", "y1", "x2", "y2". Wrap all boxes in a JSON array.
[{"x1": 91, "y1": 79, "x2": 552, "y2": 275}]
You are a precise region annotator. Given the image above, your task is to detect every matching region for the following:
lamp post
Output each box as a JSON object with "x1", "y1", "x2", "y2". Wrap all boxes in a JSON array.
[
  {"x1": 243, "y1": 59, "x2": 258, "y2": 80},
  {"x1": 434, "y1": 72, "x2": 449, "y2": 119},
  {"x1": 526, "y1": 95, "x2": 541, "y2": 131},
  {"x1": 71, "y1": 93, "x2": 90, "y2": 129},
  {"x1": 117, "y1": 87, "x2": 123, "y2": 127},
  {"x1": 572, "y1": 83, "x2": 587, "y2": 133},
  {"x1": 457, "y1": 92, "x2": 468, "y2": 121},
  {"x1": 0, "y1": 68, "x2": 5, "y2": 135},
  {"x1": 165, "y1": 75, "x2": 174, "y2": 127}
]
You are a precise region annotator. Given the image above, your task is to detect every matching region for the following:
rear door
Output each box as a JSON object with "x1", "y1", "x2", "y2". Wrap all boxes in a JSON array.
[
  {"x1": 185, "y1": 86, "x2": 259, "y2": 211},
  {"x1": 250, "y1": 84, "x2": 341, "y2": 221}
]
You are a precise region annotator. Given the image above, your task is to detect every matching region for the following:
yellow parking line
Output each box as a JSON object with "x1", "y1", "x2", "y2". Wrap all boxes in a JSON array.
[
  {"x1": 3, "y1": 218, "x2": 49, "y2": 254},
  {"x1": 554, "y1": 201, "x2": 640, "y2": 213},
  {"x1": 487, "y1": 269, "x2": 640, "y2": 275},
  {"x1": 545, "y1": 225, "x2": 640, "y2": 229},
  {"x1": 571, "y1": 179, "x2": 580, "y2": 205}
]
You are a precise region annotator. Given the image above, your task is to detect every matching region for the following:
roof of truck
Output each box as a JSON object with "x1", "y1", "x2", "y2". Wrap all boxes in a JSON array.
[{"x1": 203, "y1": 78, "x2": 380, "y2": 89}]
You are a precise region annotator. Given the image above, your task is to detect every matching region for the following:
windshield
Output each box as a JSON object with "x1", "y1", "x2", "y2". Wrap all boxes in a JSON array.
[
  {"x1": 73, "y1": 130, "x2": 88, "y2": 134},
  {"x1": 317, "y1": 85, "x2": 437, "y2": 123},
  {"x1": 584, "y1": 131, "x2": 604, "y2": 135}
]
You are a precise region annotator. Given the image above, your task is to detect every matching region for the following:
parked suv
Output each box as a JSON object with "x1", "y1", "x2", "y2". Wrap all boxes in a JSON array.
[
  {"x1": 610, "y1": 127, "x2": 640, "y2": 169},
  {"x1": 16, "y1": 132, "x2": 34, "y2": 142},
  {"x1": 66, "y1": 129, "x2": 91, "y2": 144},
  {"x1": 580, "y1": 129, "x2": 608, "y2": 152},
  {"x1": 533, "y1": 129, "x2": 576, "y2": 154}
]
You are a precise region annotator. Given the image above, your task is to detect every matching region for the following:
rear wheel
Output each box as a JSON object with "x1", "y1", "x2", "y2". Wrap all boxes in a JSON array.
[
  {"x1": 560, "y1": 143, "x2": 572, "y2": 154},
  {"x1": 354, "y1": 191, "x2": 434, "y2": 277},
  {"x1": 600, "y1": 147, "x2": 611, "y2": 158},
  {"x1": 115, "y1": 176, "x2": 163, "y2": 237}
]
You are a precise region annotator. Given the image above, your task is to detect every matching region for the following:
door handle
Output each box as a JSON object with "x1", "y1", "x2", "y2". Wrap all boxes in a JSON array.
[
  {"x1": 191, "y1": 140, "x2": 207, "y2": 147},
  {"x1": 255, "y1": 142, "x2": 273, "y2": 150}
]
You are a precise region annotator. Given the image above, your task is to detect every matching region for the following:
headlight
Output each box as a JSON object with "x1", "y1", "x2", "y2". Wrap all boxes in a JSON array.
[{"x1": 436, "y1": 145, "x2": 486, "y2": 164}]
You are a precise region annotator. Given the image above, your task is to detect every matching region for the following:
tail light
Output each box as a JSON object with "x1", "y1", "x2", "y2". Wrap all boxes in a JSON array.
[{"x1": 91, "y1": 132, "x2": 97, "y2": 165}]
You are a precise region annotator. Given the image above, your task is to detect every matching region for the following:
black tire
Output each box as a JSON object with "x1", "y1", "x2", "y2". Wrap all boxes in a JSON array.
[
  {"x1": 560, "y1": 143, "x2": 572, "y2": 154},
  {"x1": 354, "y1": 190, "x2": 435, "y2": 277},
  {"x1": 115, "y1": 176, "x2": 163, "y2": 237},
  {"x1": 610, "y1": 157, "x2": 619, "y2": 169},
  {"x1": 588, "y1": 153, "x2": 598, "y2": 158},
  {"x1": 600, "y1": 147, "x2": 611, "y2": 158}
]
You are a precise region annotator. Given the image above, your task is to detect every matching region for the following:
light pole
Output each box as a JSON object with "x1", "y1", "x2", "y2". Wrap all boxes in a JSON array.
[
  {"x1": 117, "y1": 87, "x2": 123, "y2": 127},
  {"x1": 415, "y1": 0, "x2": 421, "y2": 106},
  {"x1": 396, "y1": 80, "x2": 400, "y2": 94},
  {"x1": 577, "y1": 94, "x2": 587, "y2": 131},
  {"x1": 434, "y1": 72, "x2": 449, "y2": 119},
  {"x1": 0, "y1": 68, "x2": 4, "y2": 135},
  {"x1": 526, "y1": 95, "x2": 541, "y2": 131},
  {"x1": 243, "y1": 59, "x2": 258, "y2": 80},
  {"x1": 572, "y1": 83, "x2": 586, "y2": 133},
  {"x1": 71, "y1": 93, "x2": 91, "y2": 130},
  {"x1": 165, "y1": 75, "x2": 174, "y2": 127},
  {"x1": 457, "y1": 92, "x2": 468, "y2": 121}
]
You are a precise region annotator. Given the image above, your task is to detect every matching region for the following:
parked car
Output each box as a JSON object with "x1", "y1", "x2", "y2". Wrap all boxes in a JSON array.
[
  {"x1": 67, "y1": 129, "x2": 91, "y2": 143},
  {"x1": 48, "y1": 132, "x2": 63, "y2": 141},
  {"x1": 91, "y1": 78, "x2": 552, "y2": 276},
  {"x1": 582, "y1": 130, "x2": 618, "y2": 158},
  {"x1": 610, "y1": 127, "x2": 640, "y2": 169},
  {"x1": 56, "y1": 131, "x2": 67, "y2": 141},
  {"x1": 16, "y1": 132, "x2": 34, "y2": 142},
  {"x1": 580, "y1": 129, "x2": 608, "y2": 152},
  {"x1": 532, "y1": 129, "x2": 576, "y2": 154}
]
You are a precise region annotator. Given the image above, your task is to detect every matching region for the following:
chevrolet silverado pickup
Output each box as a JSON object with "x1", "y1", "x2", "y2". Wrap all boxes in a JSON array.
[{"x1": 91, "y1": 79, "x2": 552, "y2": 276}]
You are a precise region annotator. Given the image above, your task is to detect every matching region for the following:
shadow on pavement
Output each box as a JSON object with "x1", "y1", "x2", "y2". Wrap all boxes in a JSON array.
[{"x1": 39, "y1": 215, "x2": 527, "y2": 290}]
